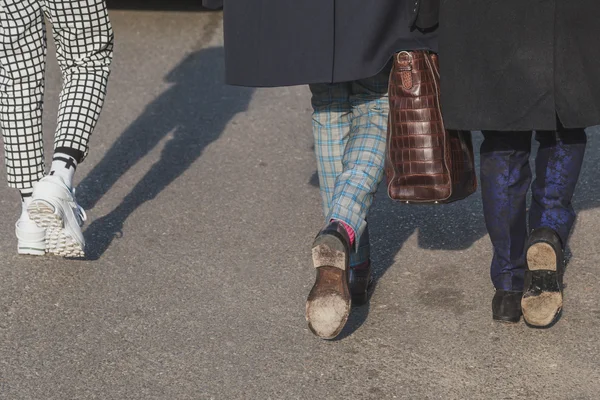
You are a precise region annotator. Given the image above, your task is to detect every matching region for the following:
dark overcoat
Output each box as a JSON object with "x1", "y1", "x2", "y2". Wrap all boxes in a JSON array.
[
  {"x1": 202, "y1": 0, "x2": 223, "y2": 9},
  {"x1": 223, "y1": 0, "x2": 439, "y2": 87},
  {"x1": 439, "y1": 1, "x2": 600, "y2": 131}
]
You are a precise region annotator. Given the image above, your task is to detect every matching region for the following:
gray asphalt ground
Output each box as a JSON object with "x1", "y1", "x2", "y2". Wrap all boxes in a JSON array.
[{"x1": 1, "y1": 5, "x2": 600, "y2": 400}]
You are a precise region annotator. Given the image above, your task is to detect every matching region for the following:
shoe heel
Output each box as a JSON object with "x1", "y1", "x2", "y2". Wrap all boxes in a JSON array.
[
  {"x1": 16, "y1": 220, "x2": 47, "y2": 256},
  {"x1": 28, "y1": 199, "x2": 84, "y2": 258},
  {"x1": 312, "y1": 234, "x2": 347, "y2": 271},
  {"x1": 28, "y1": 200, "x2": 62, "y2": 229}
]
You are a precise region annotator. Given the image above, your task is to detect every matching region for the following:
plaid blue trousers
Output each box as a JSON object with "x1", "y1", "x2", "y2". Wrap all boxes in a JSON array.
[{"x1": 309, "y1": 67, "x2": 390, "y2": 266}]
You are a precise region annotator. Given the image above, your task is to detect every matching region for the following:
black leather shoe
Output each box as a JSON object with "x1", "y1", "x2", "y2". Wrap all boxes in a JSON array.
[
  {"x1": 349, "y1": 262, "x2": 372, "y2": 306},
  {"x1": 492, "y1": 290, "x2": 523, "y2": 323},
  {"x1": 305, "y1": 221, "x2": 351, "y2": 339},
  {"x1": 522, "y1": 227, "x2": 564, "y2": 328}
]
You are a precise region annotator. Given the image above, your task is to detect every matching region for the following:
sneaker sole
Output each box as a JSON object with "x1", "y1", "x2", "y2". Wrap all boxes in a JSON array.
[
  {"x1": 28, "y1": 200, "x2": 85, "y2": 258},
  {"x1": 17, "y1": 246, "x2": 46, "y2": 256},
  {"x1": 522, "y1": 242, "x2": 562, "y2": 327},
  {"x1": 306, "y1": 235, "x2": 350, "y2": 339}
]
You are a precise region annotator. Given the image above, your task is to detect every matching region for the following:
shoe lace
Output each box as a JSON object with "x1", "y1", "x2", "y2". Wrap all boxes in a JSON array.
[
  {"x1": 76, "y1": 204, "x2": 88, "y2": 224},
  {"x1": 71, "y1": 187, "x2": 87, "y2": 225}
]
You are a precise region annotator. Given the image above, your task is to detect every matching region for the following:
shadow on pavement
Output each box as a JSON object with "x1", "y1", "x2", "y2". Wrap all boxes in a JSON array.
[{"x1": 78, "y1": 46, "x2": 253, "y2": 260}]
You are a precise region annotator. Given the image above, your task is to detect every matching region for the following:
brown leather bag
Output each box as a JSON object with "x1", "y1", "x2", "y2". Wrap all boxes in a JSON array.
[{"x1": 385, "y1": 50, "x2": 477, "y2": 203}]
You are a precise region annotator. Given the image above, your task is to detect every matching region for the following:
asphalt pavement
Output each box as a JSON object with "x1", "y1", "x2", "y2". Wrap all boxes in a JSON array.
[{"x1": 1, "y1": 5, "x2": 599, "y2": 399}]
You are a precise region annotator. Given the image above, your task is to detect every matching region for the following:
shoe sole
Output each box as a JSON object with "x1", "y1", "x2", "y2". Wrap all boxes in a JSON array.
[
  {"x1": 306, "y1": 235, "x2": 350, "y2": 340},
  {"x1": 492, "y1": 315, "x2": 521, "y2": 324},
  {"x1": 28, "y1": 200, "x2": 85, "y2": 258},
  {"x1": 16, "y1": 221, "x2": 46, "y2": 256},
  {"x1": 522, "y1": 242, "x2": 562, "y2": 327},
  {"x1": 17, "y1": 246, "x2": 46, "y2": 256},
  {"x1": 351, "y1": 291, "x2": 369, "y2": 307}
]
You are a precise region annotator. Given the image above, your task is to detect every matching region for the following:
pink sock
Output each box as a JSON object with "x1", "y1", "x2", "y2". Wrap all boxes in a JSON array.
[{"x1": 333, "y1": 220, "x2": 355, "y2": 247}]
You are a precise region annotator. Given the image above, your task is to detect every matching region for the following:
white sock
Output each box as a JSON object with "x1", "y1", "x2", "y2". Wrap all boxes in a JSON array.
[
  {"x1": 50, "y1": 152, "x2": 78, "y2": 188},
  {"x1": 19, "y1": 189, "x2": 33, "y2": 221}
]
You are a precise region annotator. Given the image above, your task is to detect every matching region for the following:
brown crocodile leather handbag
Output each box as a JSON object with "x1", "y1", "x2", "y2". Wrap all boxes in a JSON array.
[{"x1": 385, "y1": 51, "x2": 477, "y2": 203}]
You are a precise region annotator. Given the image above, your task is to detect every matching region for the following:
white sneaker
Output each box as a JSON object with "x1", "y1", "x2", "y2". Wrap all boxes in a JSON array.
[
  {"x1": 28, "y1": 175, "x2": 87, "y2": 258},
  {"x1": 15, "y1": 217, "x2": 46, "y2": 256}
]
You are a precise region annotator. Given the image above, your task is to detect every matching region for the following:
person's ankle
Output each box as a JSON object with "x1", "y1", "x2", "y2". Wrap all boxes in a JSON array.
[
  {"x1": 332, "y1": 219, "x2": 355, "y2": 248},
  {"x1": 19, "y1": 188, "x2": 34, "y2": 221},
  {"x1": 49, "y1": 148, "x2": 83, "y2": 188}
]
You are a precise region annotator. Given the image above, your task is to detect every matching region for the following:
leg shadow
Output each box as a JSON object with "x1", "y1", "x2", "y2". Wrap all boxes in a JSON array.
[{"x1": 78, "y1": 47, "x2": 254, "y2": 259}]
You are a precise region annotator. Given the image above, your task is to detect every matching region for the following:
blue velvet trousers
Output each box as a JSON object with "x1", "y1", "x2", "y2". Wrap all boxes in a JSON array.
[{"x1": 480, "y1": 125, "x2": 587, "y2": 291}]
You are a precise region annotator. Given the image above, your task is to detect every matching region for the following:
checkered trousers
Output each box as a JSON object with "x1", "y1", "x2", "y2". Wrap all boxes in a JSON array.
[
  {"x1": 309, "y1": 66, "x2": 390, "y2": 262},
  {"x1": 0, "y1": 0, "x2": 113, "y2": 189}
]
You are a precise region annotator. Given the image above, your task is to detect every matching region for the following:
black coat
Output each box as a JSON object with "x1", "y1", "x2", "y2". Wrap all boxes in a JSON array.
[
  {"x1": 202, "y1": 0, "x2": 222, "y2": 9},
  {"x1": 223, "y1": 0, "x2": 439, "y2": 87},
  {"x1": 439, "y1": 1, "x2": 600, "y2": 131}
]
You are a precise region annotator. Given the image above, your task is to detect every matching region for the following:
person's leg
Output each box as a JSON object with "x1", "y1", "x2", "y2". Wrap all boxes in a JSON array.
[
  {"x1": 480, "y1": 130, "x2": 533, "y2": 322},
  {"x1": 522, "y1": 124, "x2": 587, "y2": 327},
  {"x1": 44, "y1": 0, "x2": 113, "y2": 174},
  {"x1": 27, "y1": 0, "x2": 114, "y2": 257},
  {"x1": 306, "y1": 82, "x2": 353, "y2": 339},
  {"x1": 310, "y1": 78, "x2": 373, "y2": 288},
  {"x1": 306, "y1": 69, "x2": 389, "y2": 339},
  {"x1": 327, "y1": 72, "x2": 389, "y2": 250},
  {"x1": 0, "y1": 0, "x2": 49, "y2": 255},
  {"x1": 529, "y1": 126, "x2": 587, "y2": 244},
  {"x1": 311, "y1": 81, "x2": 353, "y2": 220},
  {"x1": 0, "y1": 1, "x2": 47, "y2": 190},
  {"x1": 340, "y1": 71, "x2": 389, "y2": 304}
]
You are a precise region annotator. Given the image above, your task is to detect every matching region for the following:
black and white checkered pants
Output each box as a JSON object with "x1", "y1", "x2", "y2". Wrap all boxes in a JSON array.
[{"x1": 0, "y1": 0, "x2": 113, "y2": 189}]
